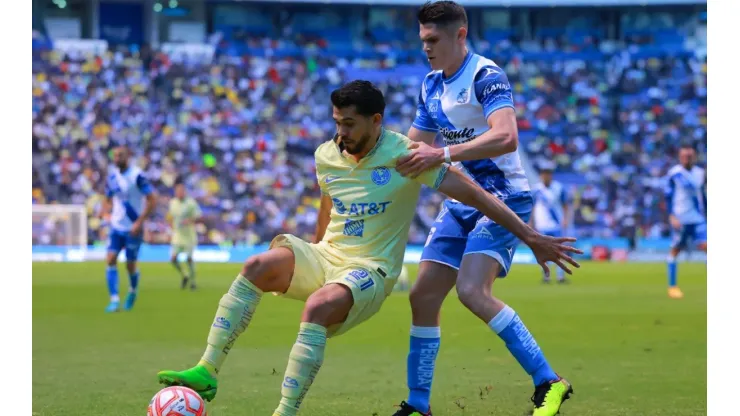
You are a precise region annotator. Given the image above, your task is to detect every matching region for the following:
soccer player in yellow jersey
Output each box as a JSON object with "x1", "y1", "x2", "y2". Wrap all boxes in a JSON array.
[
  {"x1": 167, "y1": 182, "x2": 202, "y2": 290},
  {"x1": 156, "y1": 81, "x2": 581, "y2": 415}
]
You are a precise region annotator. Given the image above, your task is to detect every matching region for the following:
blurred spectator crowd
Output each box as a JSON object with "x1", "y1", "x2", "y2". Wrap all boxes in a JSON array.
[{"x1": 32, "y1": 6, "x2": 707, "y2": 247}]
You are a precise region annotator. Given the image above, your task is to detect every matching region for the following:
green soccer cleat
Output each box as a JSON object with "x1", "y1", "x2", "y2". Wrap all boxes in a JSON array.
[
  {"x1": 530, "y1": 378, "x2": 573, "y2": 416},
  {"x1": 157, "y1": 365, "x2": 218, "y2": 402}
]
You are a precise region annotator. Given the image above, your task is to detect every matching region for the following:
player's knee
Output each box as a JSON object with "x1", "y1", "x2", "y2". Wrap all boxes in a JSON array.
[
  {"x1": 126, "y1": 261, "x2": 137, "y2": 274},
  {"x1": 170, "y1": 256, "x2": 178, "y2": 263},
  {"x1": 241, "y1": 255, "x2": 273, "y2": 290},
  {"x1": 456, "y1": 281, "x2": 486, "y2": 308}
]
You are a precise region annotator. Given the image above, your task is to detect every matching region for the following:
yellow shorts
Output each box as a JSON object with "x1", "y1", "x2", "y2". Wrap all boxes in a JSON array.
[
  {"x1": 170, "y1": 242, "x2": 196, "y2": 258},
  {"x1": 270, "y1": 234, "x2": 396, "y2": 337}
]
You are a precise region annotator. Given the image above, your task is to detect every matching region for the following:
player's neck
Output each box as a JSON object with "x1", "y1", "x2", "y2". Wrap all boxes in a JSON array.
[{"x1": 443, "y1": 47, "x2": 469, "y2": 78}]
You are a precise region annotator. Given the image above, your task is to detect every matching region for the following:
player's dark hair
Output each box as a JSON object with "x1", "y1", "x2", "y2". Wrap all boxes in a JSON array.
[
  {"x1": 330, "y1": 80, "x2": 385, "y2": 117},
  {"x1": 679, "y1": 142, "x2": 696, "y2": 151},
  {"x1": 417, "y1": 1, "x2": 468, "y2": 28}
]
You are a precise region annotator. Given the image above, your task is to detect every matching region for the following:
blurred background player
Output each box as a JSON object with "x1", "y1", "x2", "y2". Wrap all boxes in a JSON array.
[
  {"x1": 101, "y1": 146, "x2": 156, "y2": 312},
  {"x1": 664, "y1": 143, "x2": 707, "y2": 299},
  {"x1": 168, "y1": 182, "x2": 203, "y2": 290},
  {"x1": 531, "y1": 161, "x2": 570, "y2": 284},
  {"x1": 393, "y1": 2, "x2": 572, "y2": 415}
]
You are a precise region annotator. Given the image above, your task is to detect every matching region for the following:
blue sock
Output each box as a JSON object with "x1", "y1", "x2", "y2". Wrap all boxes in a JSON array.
[
  {"x1": 106, "y1": 266, "x2": 119, "y2": 300},
  {"x1": 489, "y1": 305, "x2": 558, "y2": 386},
  {"x1": 406, "y1": 326, "x2": 441, "y2": 413},
  {"x1": 667, "y1": 256, "x2": 677, "y2": 287},
  {"x1": 129, "y1": 270, "x2": 140, "y2": 292}
]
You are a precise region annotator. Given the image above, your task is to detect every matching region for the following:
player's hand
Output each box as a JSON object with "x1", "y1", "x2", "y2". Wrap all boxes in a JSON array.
[
  {"x1": 526, "y1": 234, "x2": 583, "y2": 277},
  {"x1": 396, "y1": 142, "x2": 445, "y2": 179},
  {"x1": 669, "y1": 215, "x2": 681, "y2": 230},
  {"x1": 131, "y1": 221, "x2": 143, "y2": 237}
]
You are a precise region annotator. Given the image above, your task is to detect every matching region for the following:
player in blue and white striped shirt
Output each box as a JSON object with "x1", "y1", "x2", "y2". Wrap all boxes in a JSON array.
[
  {"x1": 663, "y1": 143, "x2": 707, "y2": 299},
  {"x1": 101, "y1": 146, "x2": 157, "y2": 312},
  {"x1": 531, "y1": 162, "x2": 570, "y2": 284},
  {"x1": 391, "y1": 2, "x2": 575, "y2": 415}
]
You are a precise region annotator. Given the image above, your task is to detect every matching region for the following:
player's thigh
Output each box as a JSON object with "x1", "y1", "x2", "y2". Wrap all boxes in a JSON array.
[
  {"x1": 324, "y1": 266, "x2": 387, "y2": 338},
  {"x1": 106, "y1": 231, "x2": 126, "y2": 264},
  {"x1": 457, "y1": 253, "x2": 503, "y2": 298},
  {"x1": 170, "y1": 244, "x2": 183, "y2": 260},
  {"x1": 671, "y1": 225, "x2": 690, "y2": 252},
  {"x1": 265, "y1": 234, "x2": 325, "y2": 298},
  {"x1": 124, "y1": 233, "x2": 143, "y2": 265}
]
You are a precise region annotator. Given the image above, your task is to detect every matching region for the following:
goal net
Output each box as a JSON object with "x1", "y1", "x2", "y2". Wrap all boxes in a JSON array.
[{"x1": 32, "y1": 204, "x2": 88, "y2": 249}]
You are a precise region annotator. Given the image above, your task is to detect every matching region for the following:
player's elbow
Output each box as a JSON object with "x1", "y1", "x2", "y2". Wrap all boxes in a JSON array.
[{"x1": 501, "y1": 130, "x2": 518, "y2": 153}]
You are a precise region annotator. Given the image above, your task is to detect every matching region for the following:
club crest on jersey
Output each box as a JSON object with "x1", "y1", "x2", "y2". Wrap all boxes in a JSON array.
[
  {"x1": 457, "y1": 88, "x2": 469, "y2": 103},
  {"x1": 371, "y1": 167, "x2": 391, "y2": 186}
]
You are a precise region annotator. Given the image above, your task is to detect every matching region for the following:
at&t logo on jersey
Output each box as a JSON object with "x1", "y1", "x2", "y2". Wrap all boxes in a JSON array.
[
  {"x1": 371, "y1": 167, "x2": 391, "y2": 185},
  {"x1": 333, "y1": 198, "x2": 392, "y2": 216}
]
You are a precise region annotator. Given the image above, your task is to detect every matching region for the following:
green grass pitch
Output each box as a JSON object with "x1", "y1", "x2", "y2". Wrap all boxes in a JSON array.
[{"x1": 33, "y1": 262, "x2": 706, "y2": 416}]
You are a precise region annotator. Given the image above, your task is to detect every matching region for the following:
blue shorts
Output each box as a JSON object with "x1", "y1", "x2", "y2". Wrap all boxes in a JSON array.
[
  {"x1": 420, "y1": 192, "x2": 533, "y2": 277},
  {"x1": 671, "y1": 222, "x2": 707, "y2": 250},
  {"x1": 108, "y1": 229, "x2": 143, "y2": 262}
]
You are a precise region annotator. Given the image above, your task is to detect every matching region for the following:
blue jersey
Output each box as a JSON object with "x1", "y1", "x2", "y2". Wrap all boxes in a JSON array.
[
  {"x1": 664, "y1": 164, "x2": 706, "y2": 226},
  {"x1": 106, "y1": 165, "x2": 153, "y2": 232},
  {"x1": 412, "y1": 51, "x2": 530, "y2": 199},
  {"x1": 532, "y1": 181, "x2": 568, "y2": 233}
]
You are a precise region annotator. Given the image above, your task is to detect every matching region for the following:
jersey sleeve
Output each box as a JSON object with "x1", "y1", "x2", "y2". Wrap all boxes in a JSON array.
[
  {"x1": 415, "y1": 163, "x2": 449, "y2": 190},
  {"x1": 474, "y1": 66, "x2": 515, "y2": 120},
  {"x1": 314, "y1": 146, "x2": 329, "y2": 196},
  {"x1": 411, "y1": 90, "x2": 439, "y2": 133},
  {"x1": 136, "y1": 173, "x2": 154, "y2": 195}
]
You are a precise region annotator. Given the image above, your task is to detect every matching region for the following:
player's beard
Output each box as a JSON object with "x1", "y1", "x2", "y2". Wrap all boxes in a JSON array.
[{"x1": 342, "y1": 131, "x2": 373, "y2": 155}]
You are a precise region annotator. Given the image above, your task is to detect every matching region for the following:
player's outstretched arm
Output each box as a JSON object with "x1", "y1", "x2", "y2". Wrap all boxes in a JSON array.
[
  {"x1": 313, "y1": 194, "x2": 333, "y2": 243},
  {"x1": 437, "y1": 168, "x2": 583, "y2": 275}
]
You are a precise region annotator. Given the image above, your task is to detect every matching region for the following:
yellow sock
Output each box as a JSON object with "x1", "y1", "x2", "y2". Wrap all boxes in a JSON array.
[
  {"x1": 274, "y1": 323, "x2": 327, "y2": 416},
  {"x1": 199, "y1": 274, "x2": 262, "y2": 376}
]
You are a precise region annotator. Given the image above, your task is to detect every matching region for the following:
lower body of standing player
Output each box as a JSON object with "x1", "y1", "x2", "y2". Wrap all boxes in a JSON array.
[
  {"x1": 539, "y1": 229, "x2": 568, "y2": 284},
  {"x1": 157, "y1": 234, "x2": 395, "y2": 415},
  {"x1": 393, "y1": 193, "x2": 571, "y2": 416},
  {"x1": 667, "y1": 221, "x2": 707, "y2": 299},
  {"x1": 171, "y1": 241, "x2": 197, "y2": 290},
  {"x1": 105, "y1": 229, "x2": 143, "y2": 313}
]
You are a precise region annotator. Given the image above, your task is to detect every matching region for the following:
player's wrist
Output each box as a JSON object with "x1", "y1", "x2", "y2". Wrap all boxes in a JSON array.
[{"x1": 442, "y1": 146, "x2": 452, "y2": 164}]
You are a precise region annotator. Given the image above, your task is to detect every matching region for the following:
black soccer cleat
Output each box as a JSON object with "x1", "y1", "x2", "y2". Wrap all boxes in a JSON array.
[{"x1": 392, "y1": 401, "x2": 432, "y2": 416}]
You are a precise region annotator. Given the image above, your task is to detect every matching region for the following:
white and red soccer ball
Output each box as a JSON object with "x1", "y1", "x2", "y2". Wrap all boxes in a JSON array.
[{"x1": 148, "y1": 386, "x2": 207, "y2": 416}]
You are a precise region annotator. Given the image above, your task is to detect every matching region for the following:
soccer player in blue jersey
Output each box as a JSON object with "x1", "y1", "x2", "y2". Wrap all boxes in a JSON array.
[
  {"x1": 531, "y1": 162, "x2": 570, "y2": 284},
  {"x1": 101, "y1": 146, "x2": 156, "y2": 312},
  {"x1": 393, "y1": 2, "x2": 574, "y2": 415},
  {"x1": 664, "y1": 143, "x2": 707, "y2": 299}
]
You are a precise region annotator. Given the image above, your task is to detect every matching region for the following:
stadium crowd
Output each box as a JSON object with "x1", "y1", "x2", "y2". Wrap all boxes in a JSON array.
[{"x1": 31, "y1": 8, "x2": 707, "y2": 248}]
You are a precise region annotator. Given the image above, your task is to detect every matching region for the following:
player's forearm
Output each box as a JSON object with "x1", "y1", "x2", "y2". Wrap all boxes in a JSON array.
[
  {"x1": 448, "y1": 129, "x2": 518, "y2": 162},
  {"x1": 313, "y1": 195, "x2": 332, "y2": 243},
  {"x1": 469, "y1": 190, "x2": 537, "y2": 244},
  {"x1": 138, "y1": 195, "x2": 157, "y2": 223},
  {"x1": 439, "y1": 170, "x2": 537, "y2": 244}
]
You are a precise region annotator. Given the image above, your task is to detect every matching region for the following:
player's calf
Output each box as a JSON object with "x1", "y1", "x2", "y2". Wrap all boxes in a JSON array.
[{"x1": 274, "y1": 284, "x2": 352, "y2": 416}]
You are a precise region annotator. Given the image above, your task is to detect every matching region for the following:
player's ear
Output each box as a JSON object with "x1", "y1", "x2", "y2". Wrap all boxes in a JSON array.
[
  {"x1": 372, "y1": 113, "x2": 382, "y2": 127},
  {"x1": 457, "y1": 26, "x2": 467, "y2": 43}
]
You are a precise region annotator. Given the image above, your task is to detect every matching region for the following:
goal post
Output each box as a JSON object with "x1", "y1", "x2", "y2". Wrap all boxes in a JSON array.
[{"x1": 32, "y1": 204, "x2": 88, "y2": 249}]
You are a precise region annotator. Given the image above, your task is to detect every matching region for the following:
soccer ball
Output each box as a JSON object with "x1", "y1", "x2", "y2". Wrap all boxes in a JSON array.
[{"x1": 147, "y1": 386, "x2": 207, "y2": 416}]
